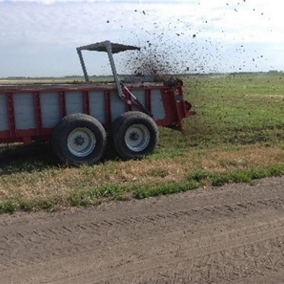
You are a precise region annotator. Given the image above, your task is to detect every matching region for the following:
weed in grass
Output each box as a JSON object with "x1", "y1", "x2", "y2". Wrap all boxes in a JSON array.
[
  {"x1": 0, "y1": 199, "x2": 17, "y2": 214},
  {"x1": 186, "y1": 166, "x2": 284, "y2": 189},
  {"x1": 134, "y1": 182, "x2": 198, "y2": 199},
  {"x1": 35, "y1": 199, "x2": 55, "y2": 210},
  {"x1": 228, "y1": 172, "x2": 252, "y2": 183},
  {"x1": 187, "y1": 170, "x2": 212, "y2": 182},
  {"x1": 219, "y1": 158, "x2": 249, "y2": 170},
  {"x1": 147, "y1": 167, "x2": 169, "y2": 178},
  {"x1": 210, "y1": 167, "x2": 284, "y2": 187},
  {"x1": 249, "y1": 169, "x2": 267, "y2": 180},
  {"x1": 19, "y1": 199, "x2": 34, "y2": 212},
  {"x1": 67, "y1": 184, "x2": 124, "y2": 206},
  {"x1": 0, "y1": 195, "x2": 63, "y2": 214},
  {"x1": 268, "y1": 165, "x2": 284, "y2": 177},
  {"x1": 211, "y1": 175, "x2": 230, "y2": 187},
  {"x1": 208, "y1": 171, "x2": 251, "y2": 187},
  {"x1": 152, "y1": 148, "x2": 185, "y2": 159}
]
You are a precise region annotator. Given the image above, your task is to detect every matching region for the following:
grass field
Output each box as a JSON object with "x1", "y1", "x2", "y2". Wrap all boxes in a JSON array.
[{"x1": 0, "y1": 72, "x2": 284, "y2": 213}]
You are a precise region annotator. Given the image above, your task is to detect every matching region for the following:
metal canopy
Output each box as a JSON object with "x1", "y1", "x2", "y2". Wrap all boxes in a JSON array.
[
  {"x1": 76, "y1": 41, "x2": 141, "y2": 83},
  {"x1": 76, "y1": 40, "x2": 140, "y2": 99},
  {"x1": 77, "y1": 40, "x2": 140, "y2": 54}
]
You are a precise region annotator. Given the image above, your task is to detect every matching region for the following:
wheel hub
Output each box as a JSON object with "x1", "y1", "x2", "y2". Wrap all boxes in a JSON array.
[
  {"x1": 74, "y1": 135, "x2": 85, "y2": 146},
  {"x1": 124, "y1": 124, "x2": 150, "y2": 152},
  {"x1": 129, "y1": 131, "x2": 139, "y2": 141},
  {"x1": 67, "y1": 127, "x2": 96, "y2": 157}
]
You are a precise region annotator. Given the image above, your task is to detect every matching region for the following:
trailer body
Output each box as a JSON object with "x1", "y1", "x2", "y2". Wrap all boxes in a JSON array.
[{"x1": 0, "y1": 82, "x2": 194, "y2": 144}]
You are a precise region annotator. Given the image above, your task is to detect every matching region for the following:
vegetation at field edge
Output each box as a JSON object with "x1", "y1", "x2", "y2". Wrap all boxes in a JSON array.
[{"x1": 1, "y1": 164, "x2": 284, "y2": 214}]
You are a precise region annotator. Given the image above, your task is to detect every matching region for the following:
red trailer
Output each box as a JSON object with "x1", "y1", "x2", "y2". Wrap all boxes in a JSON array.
[{"x1": 0, "y1": 41, "x2": 195, "y2": 165}]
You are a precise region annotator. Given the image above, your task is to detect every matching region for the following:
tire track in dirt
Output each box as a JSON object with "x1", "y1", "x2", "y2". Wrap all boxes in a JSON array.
[
  {"x1": 55, "y1": 212, "x2": 284, "y2": 283},
  {"x1": 121, "y1": 235, "x2": 284, "y2": 284},
  {"x1": 2, "y1": 210, "x2": 284, "y2": 284},
  {"x1": 1, "y1": 196, "x2": 284, "y2": 271},
  {"x1": 1, "y1": 176, "x2": 284, "y2": 283}
]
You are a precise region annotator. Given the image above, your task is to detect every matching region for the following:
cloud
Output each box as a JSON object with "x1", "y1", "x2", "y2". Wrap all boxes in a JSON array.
[{"x1": 0, "y1": 0, "x2": 283, "y2": 77}]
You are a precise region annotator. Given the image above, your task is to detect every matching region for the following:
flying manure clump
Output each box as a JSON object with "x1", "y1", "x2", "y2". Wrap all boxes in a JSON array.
[
  {"x1": 117, "y1": 9, "x2": 199, "y2": 83},
  {"x1": 121, "y1": 39, "x2": 187, "y2": 85},
  {"x1": 127, "y1": 48, "x2": 174, "y2": 80}
]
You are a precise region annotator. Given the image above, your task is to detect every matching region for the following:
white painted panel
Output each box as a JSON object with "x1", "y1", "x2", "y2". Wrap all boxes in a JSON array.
[
  {"x1": 66, "y1": 91, "x2": 83, "y2": 115},
  {"x1": 41, "y1": 92, "x2": 60, "y2": 128},
  {"x1": 0, "y1": 94, "x2": 9, "y2": 131},
  {"x1": 132, "y1": 90, "x2": 145, "y2": 105},
  {"x1": 110, "y1": 90, "x2": 125, "y2": 121},
  {"x1": 14, "y1": 93, "x2": 36, "y2": 130},
  {"x1": 151, "y1": 90, "x2": 165, "y2": 120},
  {"x1": 89, "y1": 91, "x2": 105, "y2": 123}
]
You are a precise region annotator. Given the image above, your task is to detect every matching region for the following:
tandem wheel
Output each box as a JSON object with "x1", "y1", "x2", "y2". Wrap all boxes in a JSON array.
[
  {"x1": 52, "y1": 113, "x2": 107, "y2": 166},
  {"x1": 111, "y1": 111, "x2": 159, "y2": 160}
]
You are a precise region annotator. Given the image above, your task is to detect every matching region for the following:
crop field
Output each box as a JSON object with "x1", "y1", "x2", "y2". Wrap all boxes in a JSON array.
[{"x1": 0, "y1": 72, "x2": 284, "y2": 213}]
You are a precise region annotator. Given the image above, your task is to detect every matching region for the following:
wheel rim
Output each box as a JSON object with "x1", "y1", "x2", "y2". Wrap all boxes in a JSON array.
[
  {"x1": 124, "y1": 124, "x2": 150, "y2": 152},
  {"x1": 67, "y1": 127, "x2": 96, "y2": 157}
]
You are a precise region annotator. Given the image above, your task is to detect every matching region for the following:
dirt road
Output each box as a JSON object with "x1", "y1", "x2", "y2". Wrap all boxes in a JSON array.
[{"x1": 1, "y1": 177, "x2": 284, "y2": 283}]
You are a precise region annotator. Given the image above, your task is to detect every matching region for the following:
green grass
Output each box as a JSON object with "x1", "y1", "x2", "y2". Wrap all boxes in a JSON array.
[
  {"x1": 1, "y1": 163, "x2": 283, "y2": 214},
  {"x1": 1, "y1": 72, "x2": 284, "y2": 214},
  {"x1": 180, "y1": 72, "x2": 284, "y2": 147}
]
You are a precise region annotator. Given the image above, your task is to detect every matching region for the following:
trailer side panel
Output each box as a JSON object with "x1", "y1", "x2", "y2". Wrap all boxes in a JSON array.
[
  {"x1": 0, "y1": 94, "x2": 9, "y2": 131},
  {"x1": 0, "y1": 83, "x2": 194, "y2": 144}
]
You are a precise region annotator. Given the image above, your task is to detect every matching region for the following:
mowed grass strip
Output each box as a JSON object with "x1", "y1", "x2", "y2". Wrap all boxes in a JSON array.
[
  {"x1": 1, "y1": 144, "x2": 284, "y2": 214},
  {"x1": 0, "y1": 72, "x2": 284, "y2": 213},
  {"x1": 1, "y1": 160, "x2": 284, "y2": 214}
]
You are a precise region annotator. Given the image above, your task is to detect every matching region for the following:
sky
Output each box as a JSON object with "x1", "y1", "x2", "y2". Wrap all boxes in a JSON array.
[{"x1": 0, "y1": 0, "x2": 283, "y2": 77}]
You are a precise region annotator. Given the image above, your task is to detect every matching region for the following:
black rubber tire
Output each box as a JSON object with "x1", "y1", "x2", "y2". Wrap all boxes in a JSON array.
[
  {"x1": 52, "y1": 113, "x2": 107, "y2": 166},
  {"x1": 111, "y1": 111, "x2": 159, "y2": 160}
]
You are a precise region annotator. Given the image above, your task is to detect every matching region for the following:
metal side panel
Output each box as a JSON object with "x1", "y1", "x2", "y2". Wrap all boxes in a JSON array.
[
  {"x1": 0, "y1": 94, "x2": 9, "y2": 131},
  {"x1": 89, "y1": 91, "x2": 105, "y2": 124},
  {"x1": 14, "y1": 93, "x2": 36, "y2": 130},
  {"x1": 110, "y1": 90, "x2": 125, "y2": 121},
  {"x1": 66, "y1": 91, "x2": 84, "y2": 115},
  {"x1": 151, "y1": 90, "x2": 166, "y2": 120},
  {"x1": 132, "y1": 89, "x2": 146, "y2": 105},
  {"x1": 40, "y1": 92, "x2": 61, "y2": 128}
]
